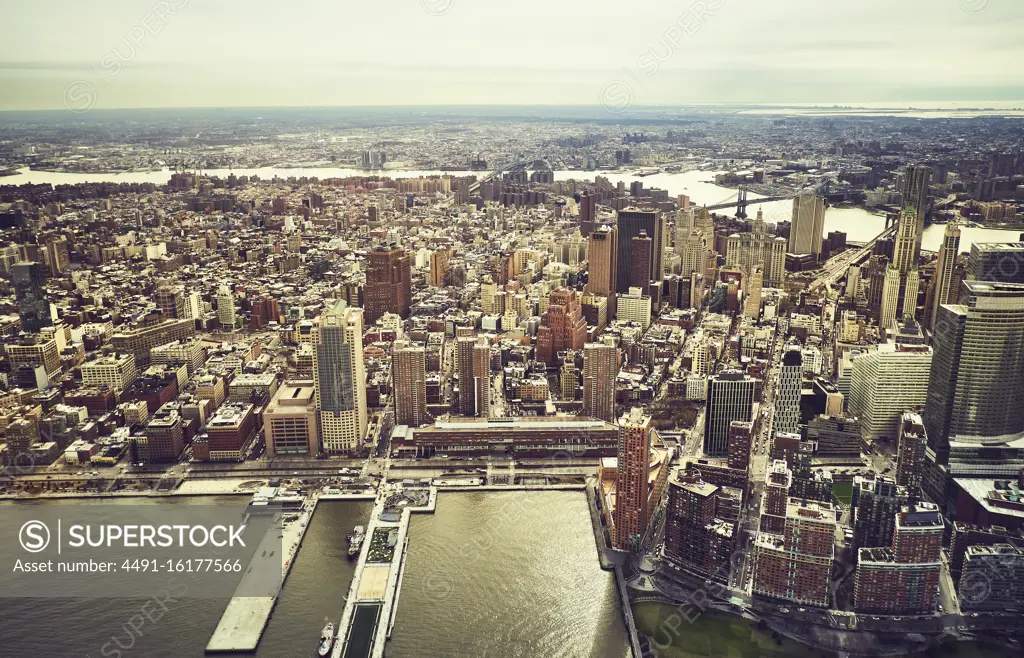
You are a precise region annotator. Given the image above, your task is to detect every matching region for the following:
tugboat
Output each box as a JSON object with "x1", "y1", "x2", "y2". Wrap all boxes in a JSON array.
[
  {"x1": 318, "y1": 617, "x2": 334, "y2": 657},
  {"x1": 347, "y1": 525, "x2": 365, "y2": 560}
]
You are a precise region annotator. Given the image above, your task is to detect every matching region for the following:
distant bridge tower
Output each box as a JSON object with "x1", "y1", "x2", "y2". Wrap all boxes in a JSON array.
[{"x1": 736, "y1": 187, "x2": 749, "y2": 219}]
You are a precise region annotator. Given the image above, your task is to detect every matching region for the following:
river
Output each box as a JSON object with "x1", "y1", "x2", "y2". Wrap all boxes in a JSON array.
[
  {"x1": 3, "y1": 166, "x2": 1018, "y2": 253},
  {"x1": 0, "y1": 492, "x2": 626, "y2": 658}
]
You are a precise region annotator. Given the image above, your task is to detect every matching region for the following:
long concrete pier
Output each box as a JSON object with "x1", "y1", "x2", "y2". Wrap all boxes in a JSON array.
[
  {"x1": 331, "y1": 485, "x2": 436, "y2": 658},
  {"x1": 206, "y1": 495, "x2": 317, "y2": 653}
]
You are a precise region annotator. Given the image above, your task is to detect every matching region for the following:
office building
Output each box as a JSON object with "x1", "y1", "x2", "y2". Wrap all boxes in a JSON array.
[
  {"x1": 616, "y1": 286, "x2": 652, "y2": 329},
  {"x1": 725, "y1": 216, "x2": 787, "y2": 286},
  {"x1": 138, "y1": 409, "x2": 184, "y2": 463},
  {"x1": 966, "y1": 243, "x2": 1024, "y2": 285},
  {"x1": 81, "y1": 353, "x2": 138, "y2": 392},
  {"x1": 393, "y1": 341, "x2": 428, "y2": 427},
  {"x1": 313, "y1": 304, "x2": 367, "y2": 454},
  {"x1": 743, "y1": 267, "x2": 763, "y2": 319},
  {"x1": 959, "y1": 544, "x2": 1024, "y2": 611},
  {"x1": 154, "y1": 285, "x2": 186, "y2": 320},
  {"x1": 880, "y1": 210, "x2": 922, "y2": 329},
  {"x1": 535, "y1": 289, "x2": 587, "y2": 364},
  {"x1": 629, "y1": 232, "x2": 653, "y2": 290},
  {"x1": 927, "y1": 222, "x2": 961, "y2": 330},
  {"x1": 199, "y1": 402, "x2": 257, "y2": 462},
  {"x1": 110, "y1": 318, "x2": 195, "y2": 368},
  {"x1": 615, "y1": 209, "x2": 662, "y2": 293},
  {"x1": 901, "y1": 165, "x2": 932, "y2": 260},
  {"x1": 925, "y1": 281, "x2": 1024, "y2": 465},
  {"x1": 216, "y1": 284, "x2": 236, "y2": 330},
  {"x1": 849, "y1": 339, "x2": 932, "y2": 441},
  {"x1": 807, "y1": 414, "x2": 861, "y2": 457},
  {"x1": 588, "y1": 224, "x2": 618, "y2": 314},
  {"x1": 704, "y1": 371, "x2": 757, "y2": 457},
  {"x1": 583, "y1": 341, "x2": 618, "y2": 422},
  {"x1": 614, "y1": 407, "x2": 652, "y2": 549},
  {"x1": 10, "y1": 261, "x2": 51, "y2": 334},
  {"x1": 265, "y1": 381, "x2": 320, "y2": 457},
  {"x1": 365, "y1": 242, "x2": 412, "y2": 323},
  {"x1": 788, "y1": 193, "x2": 825, "y2": 261},
  {"x1": 775, "y1": 348, "x2": 802, "y2": 435}
]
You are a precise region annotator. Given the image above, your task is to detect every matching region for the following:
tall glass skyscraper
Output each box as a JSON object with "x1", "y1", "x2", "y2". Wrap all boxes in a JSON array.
[{"x1": 925, "y1": 280, "x2": 1024, "y2": 462}]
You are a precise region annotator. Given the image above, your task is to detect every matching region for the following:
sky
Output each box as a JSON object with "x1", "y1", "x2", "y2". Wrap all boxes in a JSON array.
[{"x1": 1, "y1": 0, "x2": 1023, "y2": 111}]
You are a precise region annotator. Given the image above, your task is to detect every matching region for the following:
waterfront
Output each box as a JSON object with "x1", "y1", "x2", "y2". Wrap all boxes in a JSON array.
[
  {"x1": 0, "y1": 493, "x2": 626, "y2": 657},
  {"x1": 4, "y1": 166, "x2": 1014, "y2": 253},
  {"x1": 388, "y1": 491, "x2": 630, "y2": 658},
  {"x1": 0, "y1": 498, "x2": 371, "y2": 658}
]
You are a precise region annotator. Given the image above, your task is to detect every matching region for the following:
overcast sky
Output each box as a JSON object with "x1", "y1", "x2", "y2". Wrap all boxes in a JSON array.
[{"x1": 1, "y1": 0, "x2": 1022, "y2": 111}]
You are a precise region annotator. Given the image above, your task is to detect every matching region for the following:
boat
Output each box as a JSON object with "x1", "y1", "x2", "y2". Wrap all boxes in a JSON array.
[
  {"x1": 318, "y1": 617, "x2": 334, "y2": 657},
  {"x1": 347, "y1": 525, "x2": 365, "y2": 559}
]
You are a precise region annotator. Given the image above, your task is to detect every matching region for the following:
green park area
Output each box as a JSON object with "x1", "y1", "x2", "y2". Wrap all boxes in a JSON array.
[
  {"x1": 832, "y1": 481, "x2": 853, "y2": 506},
  {"x1": 632, "y1": 603, "x2": 822, "y2": 658},
  {"x1": 632, "y1": 601, "x2": 1009, "y2": 658}
]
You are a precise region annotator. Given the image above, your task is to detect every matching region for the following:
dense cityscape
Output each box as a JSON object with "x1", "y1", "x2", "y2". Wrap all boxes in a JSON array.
[
  {"x1": 2, "y1": 104, "x2": 1024, "y2": 657},
  {"x1": 3, "y1": 0, "x2": 1024, "y2": 656}
]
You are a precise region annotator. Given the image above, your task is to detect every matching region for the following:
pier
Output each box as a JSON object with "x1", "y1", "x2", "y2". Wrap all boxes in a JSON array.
[
  {"x1": 205, "y1": 492, "x2": 317, "y2": 653},
  {"x1": 331, "y1": 484, "x2": 437, "y2": 658}
]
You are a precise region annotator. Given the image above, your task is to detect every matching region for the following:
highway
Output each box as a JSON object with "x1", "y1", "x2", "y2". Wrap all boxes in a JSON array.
[{"x1": 808, "y1": 223, "x2": 897, "y2": 292}]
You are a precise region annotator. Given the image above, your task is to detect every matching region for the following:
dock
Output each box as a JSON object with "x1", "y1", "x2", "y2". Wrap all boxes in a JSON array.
[
  {"x1": 205, "y1": 494, "x2": 316, "y2": 653},
  {"x1": 331, "y1": 485, "x2": 436, "y2": 658}
]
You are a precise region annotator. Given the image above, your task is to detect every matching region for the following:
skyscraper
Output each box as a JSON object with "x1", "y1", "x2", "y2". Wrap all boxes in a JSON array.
[
  {"x1": 587, "y1": 224, "x2": 618, "y2": 314},
  {"x1": 927, "y1": 222, "x2": 961, "y2": 331},
  {"x1": 629, "y1": 232, "x2": 653, "y2": 290},
  {"x1": 216, "y1": 283, "x2": 236, "y2": 331},
  {"x1": 365, "y1": 242, "x2": 412, "y2": 324},
  {"x1": 743, "y1": 267, "x2": 763, "y2": 318},
  {"x1": 10, "y1": 261, "x2": 51, "y2": 334},
  {"x1": 704, "y1": 371, "x2": 757, "y2": 457},
  {"x1": 753, "y1": 498, "x2": 836, "y2": 607},
  {"x1": 725, "y1": 213, "x2": 787, "y2": 287},
  {"x1": 880, "y1": 210, "x2": 921, "y2": 329},
  {"x1": 583, "y1": 341, "x2": 617, "y2": 422},
  {"x1": 775, "y1": 348, "x2": 803, "y2": 435},
  {"x1": 614, "y1": 407, "x2": 652, "y2": 549},
  {"x1": 473, "y1": 336, "x2": 491, "y2": 419},
  {"x1": 535, "y1": 288, "x2": 587, "y2": 365},
  {"x1": 313, "y1": 303, "x2": 368, "y2": 454},
  {"x1": 896, "y1": 413, "x2": 927, "y2": 497},
  {"x1": 901, "y1": 165, "x2": 932, "y2": 261},
  {"x1": 854, "y1": 502, "x2": 942, "y2": 615},
  {"x1": 664, "y1": 474, "x2": 733, "y2": 578},
  {"x1": 966, "y1": 242, "x2": 1024, "y2": 285},
  {"x1": 788, "y1": 193, "x2": 825, "y2": 260},
  {"x1": 579, "y1": 192, "x2": 598, "y2": 237},
  {"x1": 155, "y1": 285, "x2": 186, "y2": 320},
  {"x1": 925, "y1": 280, "x2": 1024, "y2": 463},
  {"x1": 393, "y1": 341, "x2": 428, "y2": 427},
  {"x1": 615, "y1": 209, "x2": 662, "y2": 293},
  {"x1": 849, "y1": 339, "x2": 932, "y2": 441},
  {"x1": 456, "y1": 335, "x2": 477, "y2": 417}
]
